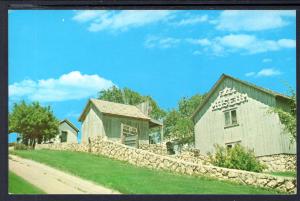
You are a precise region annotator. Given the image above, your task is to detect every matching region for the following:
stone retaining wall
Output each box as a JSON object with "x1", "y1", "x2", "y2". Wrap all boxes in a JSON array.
[
  {"x1": 172, "y1": 150, "x2": 212, "y2": 166},
  {"x1": 258, "y1": 154, "x2": 296, "y2": 172},
  {"x1": 139, "y1": 144, "x2": 296, "y2": 172},
  {"x1": 139, "y1": 144, "x2": 212, "y2": 165},
  {"x1": 36, "y1": 137, "x2": 296, "y2": 193},
  {"x1": 139, "y1": 144, "x2": 168, "y2": 155}
]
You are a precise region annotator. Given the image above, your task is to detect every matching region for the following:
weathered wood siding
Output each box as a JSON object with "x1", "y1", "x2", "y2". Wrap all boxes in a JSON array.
[
  {"x1": 81, "y1": 105, "x2": 150, "y2": 145},
  {"x1": 53, "y1": 122, "x2": 78, "y2": 143},
  {"x1": 194, "y1": 77, "x2": 296, "y2": 156},
  {"x1": 59, "y1": 122, "x2": 78, "y2": 143},
  {"x1": 102, "y1": 114, "x2": 150, "y2": 144},
  {"x1": 81, "y1": 105, "x2": 106, "y2": 144}
]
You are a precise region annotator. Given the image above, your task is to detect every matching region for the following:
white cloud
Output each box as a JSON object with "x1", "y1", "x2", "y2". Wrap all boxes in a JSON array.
[
  {"x1": 144, "y1": 36, "x2": 181, "y2": 49},
  {"x1": 176, "y1": 15, "x2": 208, "y2": 26},
  {"x1": 9, "y1": 71, "x2": 115, "y2": 102},
  {"x1": 66, "y1": 111, "x2": 81, "y2": 118},
  {"x1": 72, "y1": 10, "x2": 107, "y2": 23},
  {"x1": 186, "y1": 38, "x2": 211, "y2": 46},
  {"x1": 216, "y1": 10, "x2": 295, "y2": 31},
  {"x1": 187, "y1": 34, "x2": 295, "y2": 55},
  {"x1": 193, "y1": 50, "x2": 202, "y2": 55},
  {"x1": 245, "y1": 72, "x2": 256, "y2": 77},
  {"x1": 73, "y1": 10, "x2": 173, "y2": 32},
  {"x1": 262, "y1": 58, "x2": 272, "y2": 63},
  {"x1": 277, "y1": 39, "x2": 296, "y2": 48},
  {"x1": 245, "y1": 68, "x2": 281, "y2": 77},
  {"x1": 257, "y1": 68, "x2": 281, "y2": 77}
]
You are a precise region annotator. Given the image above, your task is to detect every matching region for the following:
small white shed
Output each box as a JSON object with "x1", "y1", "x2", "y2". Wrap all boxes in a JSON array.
[{"x1": 54, "y1": 119, "x2": 79, "y2": 143}]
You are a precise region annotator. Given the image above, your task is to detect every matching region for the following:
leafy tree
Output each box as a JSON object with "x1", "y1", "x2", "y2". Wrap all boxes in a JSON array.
[
  {"x1": 9, "y1": 101, "x2": 59, "y2": 148},
  {"x1": 98, "y1": 87, "x2": 166, "y2": 119},
  {"x1": 164, "y1": 94, "x2": 205, "y2": 144},
  {"x1": 270, "y1": 87, "x2": 296, "y2": 144},
  {"x1": 178, "y1": 94, "x2": 206, "y2": 117},
  {"x1": 163, "y1": 110, "x2": 181, "y2": 139}
]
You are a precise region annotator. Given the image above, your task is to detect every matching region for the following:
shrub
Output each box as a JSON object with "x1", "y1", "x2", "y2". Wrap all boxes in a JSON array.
[
  {"x1": 14, "y1": 143, "x2": 30, "y2": 150},
  {"x1": 209, "y1": 144, "x2": 266, "y2": 172},
  {"x1": 9, "y1": 142, "x2": 16, "y2": 147}
]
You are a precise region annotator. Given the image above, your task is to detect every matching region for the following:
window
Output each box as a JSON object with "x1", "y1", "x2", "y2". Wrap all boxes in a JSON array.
[
  {"x1": 226, "y1": 144, "x2": 233, "y2": 149},
  {"x1": 224, "y1": 111, "x2": 231, "y2": 126},
  {"x1": 226, "y1": 141, "x2": 241, "y2": 149},
  {"x1": 231, "y1": 110, "x2": 237, "y2": 124},
  {"x1": 224, "y1": 109, "x2": 238, "y2": 127},
  {"x1": 60, "y1": 131, "x2": 67, "y2": 143}
]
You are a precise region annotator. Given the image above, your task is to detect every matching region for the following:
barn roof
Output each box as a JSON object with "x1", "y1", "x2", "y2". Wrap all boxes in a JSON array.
[
  {"x1": 79, "y1": 99, "x2": 151, "y2": 122},
  {"x1": 60, "y1": 119, "x2": 79, "y2": 132},
  {"x1": 191, "y1": 74, "x2": 292, "y2": 121}
]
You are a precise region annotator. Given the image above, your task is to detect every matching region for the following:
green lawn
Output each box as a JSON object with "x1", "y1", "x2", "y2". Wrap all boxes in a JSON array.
[
  {"x1": 267, "y1": 171, "x2": 296, "y2": 178},
  {"x1": 11, "y1": 150, "x2": 283, "y2": 194},
  {"x1": 9, "y1": 171, "x2": 45, "y2": 194}
]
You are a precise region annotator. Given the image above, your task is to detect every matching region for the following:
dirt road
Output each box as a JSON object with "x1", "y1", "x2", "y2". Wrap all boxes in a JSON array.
[{"x1": 9, "y1": 154, "x2": 120, "y2": 194}]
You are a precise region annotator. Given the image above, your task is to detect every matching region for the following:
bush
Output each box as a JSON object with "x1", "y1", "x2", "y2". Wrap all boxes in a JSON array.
[
  {"x1": 9, "y1": 142, "x2": 16, "y2": 147},
  {"x1": 208, "y1": 144, "x2": 266, "y2": 172},
  {"x1": 14, "y1": 143, "x2": 30, "y2": 150}
]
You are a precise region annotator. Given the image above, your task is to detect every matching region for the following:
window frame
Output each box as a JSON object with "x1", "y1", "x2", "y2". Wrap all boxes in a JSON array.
[{"x1": 223, "y1": 108, "x2": 239, "y2": 128}]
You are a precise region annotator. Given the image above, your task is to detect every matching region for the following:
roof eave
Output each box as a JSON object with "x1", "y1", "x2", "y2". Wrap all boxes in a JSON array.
[
  {"x1": 60, "y1": 119, "x2": 79, "y2": 132},
  {"x1": 102, "y1": 112, "x2": 151, "y2": 121},
  {"x1": 78, "y1": 99, "x2": 92, "y2": 122},
  {"x1": 191, "y1": 74, "x2": 226, "y2": 121}
]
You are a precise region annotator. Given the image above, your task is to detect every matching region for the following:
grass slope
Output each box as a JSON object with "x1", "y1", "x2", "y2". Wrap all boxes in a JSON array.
[
  {"x1": 11, "y1": 150, "x2": 283, "y2": 194},
  {"x1": 9, "y1": 171, "x2": 45, "y2": 194},
  {"x1": 268, "y1": 171, "x2": 296, "y2": 178}
]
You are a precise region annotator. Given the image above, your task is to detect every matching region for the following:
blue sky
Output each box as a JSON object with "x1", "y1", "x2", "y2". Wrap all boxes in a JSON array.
[{"x1": 8, "y1": 10, "x2": 296, "y2": 142}]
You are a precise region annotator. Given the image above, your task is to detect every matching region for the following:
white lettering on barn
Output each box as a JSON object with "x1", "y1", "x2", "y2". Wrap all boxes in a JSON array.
[{"x1": 211, "y1": 87, "x2": 248, "y2": 111}]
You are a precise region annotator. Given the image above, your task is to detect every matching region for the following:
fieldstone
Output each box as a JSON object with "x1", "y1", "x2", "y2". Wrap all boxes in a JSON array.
[
  {"x1": 245, "y1": 177, "x2": 255, "y2": 185},
  {"x1": 266, "y1": 180, "x2": 278, "y2": 188},
  {"x1": 257, "y1": 179, "x2": 268, "y2": 186},
  {"x1": 228, "y1": 171, "x2": 238, "y2": 178},
  {"x1": 285, "y1": 181, "x2": 295, "y2": 191}
]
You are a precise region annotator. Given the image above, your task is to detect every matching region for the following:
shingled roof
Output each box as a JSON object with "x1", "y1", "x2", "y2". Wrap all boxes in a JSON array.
[
  {"x1": 60, "y1": 119, "x2": 79, "y2": 132},
  {"x1": 79, "y1": 99, "x2": 151, "y2": 122}
]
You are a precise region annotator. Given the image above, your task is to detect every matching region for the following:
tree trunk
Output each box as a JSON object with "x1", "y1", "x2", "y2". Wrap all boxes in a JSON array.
[{"x1": 32, "y1": 138, "x2": 36, "y2": 149}]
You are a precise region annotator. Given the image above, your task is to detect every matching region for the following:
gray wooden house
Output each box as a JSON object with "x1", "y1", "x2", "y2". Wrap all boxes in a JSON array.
[
  {"x1": 192, "y1": 74, "x2": 296, "y2": 157},
  {"x1": 52, "y1": 119, "x2": 79, "y2": 144},
  {"x1": 79, "y1": 99, "x2": 163, "y2": 147}
]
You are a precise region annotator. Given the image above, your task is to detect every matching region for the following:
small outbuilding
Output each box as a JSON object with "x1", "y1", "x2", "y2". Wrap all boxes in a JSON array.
[
  {"x1": 192, "y1": 74, "x2": 296, "y2": 157},
  {"x1": 53, "y1": 119, "x2": 79, "y2": 143},
  {"x1": 79, "y1": 99, "x2": 163, "y2": 147}
]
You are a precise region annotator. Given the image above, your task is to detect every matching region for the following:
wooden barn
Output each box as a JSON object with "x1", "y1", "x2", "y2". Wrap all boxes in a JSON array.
[
  {"x1": 192, "y1": 74, "x2": 296, "y2": 157},
  {"x1": 78, "y1": 99, "x2": 163, "y2": 147}
]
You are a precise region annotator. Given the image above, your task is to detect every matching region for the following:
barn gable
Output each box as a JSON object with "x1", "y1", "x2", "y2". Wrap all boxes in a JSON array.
[
  {"x1": 60, "y1": 119, "x2": 79, "y2": 133},
  {"x1": 79, "y1": 99, "x2": 163, "y2": 145},
  {"x1": 192, "y1": 74, "x2": 291, "y2": 124}
]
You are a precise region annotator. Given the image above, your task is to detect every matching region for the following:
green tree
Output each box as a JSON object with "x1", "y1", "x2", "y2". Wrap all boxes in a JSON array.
[
  {"x1": 164, "y1": 94, "x2": 205, "y2": 144},
  {"x1": 98, "y1": 87, "x2": 166, "y2": 119},
  {"x1": 270, "y1": 87, "x2": 296, "y2": 144},
  {"x1": 178, "y1": 94, "x2": 206, "y2": 117},
  {"x1": 9, "y1": 101, "x2": 59, "y2": 148}
]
